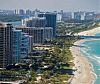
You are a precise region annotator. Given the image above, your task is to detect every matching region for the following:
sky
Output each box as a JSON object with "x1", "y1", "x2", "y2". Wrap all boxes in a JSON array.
[{"x1": 0, "y1": 0, "x2": 99, "y2": 12}]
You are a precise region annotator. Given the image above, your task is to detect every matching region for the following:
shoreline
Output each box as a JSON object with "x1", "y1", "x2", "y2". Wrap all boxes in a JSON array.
[
  {"x1": 76, "y1": 27, "x2": 100, "y2": 36},
  {"x1": 70, "y1": 27, "x2": 100, "y2": 84}
]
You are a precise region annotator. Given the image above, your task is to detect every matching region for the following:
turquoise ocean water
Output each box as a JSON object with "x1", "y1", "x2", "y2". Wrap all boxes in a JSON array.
[{"x1": 80, "y1": 33, "x2": 100, "y2": 84}]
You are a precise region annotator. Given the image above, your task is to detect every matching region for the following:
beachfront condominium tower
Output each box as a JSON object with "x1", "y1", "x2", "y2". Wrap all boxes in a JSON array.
[
  {"x1": 22, "y1": 17, "x2": 47, "y2": 27},
  {"x1": 38, "y1": 12, "x2": 57, "y2": 37},
  {"x1": 12, "y1": 29, "x2": 33, "y2": 63},
  {"x1": 0, "y1": 23, "x2": 13, "y2": 68},
  {"x1": 16, "y1": 27, "x2": 53, "y2": 44}
]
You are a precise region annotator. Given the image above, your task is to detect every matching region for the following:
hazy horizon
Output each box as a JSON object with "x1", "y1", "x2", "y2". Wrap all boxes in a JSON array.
[{"x1": 0, "y1": 0, "x2": 99, "y2": 12}]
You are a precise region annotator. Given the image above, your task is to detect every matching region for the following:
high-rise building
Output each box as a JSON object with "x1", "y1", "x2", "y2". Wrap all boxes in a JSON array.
[
  {"x1": 74, "y1": 12, "x2": 81, "y2": 20},
  {"x1": 0, "y1": 10, "x2": 14, "y2": 15},
  {"x1": 14, "y1": 9, "x2": 19, "y2": 15},
  {"x1": 85, "y1": 12, "x2": 95, "y2": 21},
  {"x1": 38, "y1": 12, "x2": 57, "y2": 37},
  {"x1": 12, "y1": 29, "x2": 22, "y2": 63},
  {"x1": 74, "y1": 12, "x2": 86, "y2": 21},
  {"x1": 61, "y1": 12, "x2": 72, "y2": 22},
  {"x1": 12, "y1": 29, "x2": 33, "y2": 63},
  {"x1": 16, "y1": 27, "x2": 53, "y2": 44},
  {"x1": 26, "y1": 9, "x2": 32, "y2": 16},
  {"x1": 57, "y1": 13, "x2": 62, "y2": 22},
  {"x1": 22, "y1": 17, "x2": 47, "y2": 27},
  {"x1": 0, "y1": 23, "x2": 13, "y2": 68},
  {"x1": 20, "y1": 33, "x2": 30, "y2": 59},
  {"x1": 19, "y1": 9, "x2": 25, "y2": 15},
  {"x1": 14, "y1": 9, "x2": 25, "y2": 15}
]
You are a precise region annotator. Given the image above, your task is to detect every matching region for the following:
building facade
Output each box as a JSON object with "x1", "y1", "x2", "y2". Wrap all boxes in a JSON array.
[
  {"x1": 22, "y1": 17, "x2": 47, "y2": 27},
  {"x1": 12, "y1": 29, "x2": 33, "y2": 63},
  {"x1": 12, "y1": 29, "x2": 22, "y2": 63},
  {"x1": 20, "y1": 33, "x2": 31, "y2": 59},
  {"x1": 0, "y1": 23, "x2": 13, "y2": 68},
  {"x1": 38, "y1": 12, "x2": 57, "y2": 37},
  {"x1": 85, "y1": 12, "x2": 95, "y2": 21},
  {"x1": 61, "y1": 12, "x2": 72, "y2": 22},
  {"x1": 16, "y1": 27, "x2": 53, "y2": 44}
]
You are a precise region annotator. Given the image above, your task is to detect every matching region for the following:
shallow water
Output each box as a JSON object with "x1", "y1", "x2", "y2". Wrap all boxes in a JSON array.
[{"x1": 80, "y1": 33, "x2": 100, "y2": 84}]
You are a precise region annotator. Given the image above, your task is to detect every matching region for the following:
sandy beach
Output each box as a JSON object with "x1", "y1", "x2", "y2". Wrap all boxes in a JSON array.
[
  {"x1": 77, "y1": 27, "x2": 100, "y2": 36},
  {"x1": 70, "y1": 27, "x2": 100, "y2": 84}
]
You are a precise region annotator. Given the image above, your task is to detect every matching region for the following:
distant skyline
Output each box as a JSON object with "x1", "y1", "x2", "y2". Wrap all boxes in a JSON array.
[{"x1": 0, "y1": 0, "x2": 99, "y2": 12}]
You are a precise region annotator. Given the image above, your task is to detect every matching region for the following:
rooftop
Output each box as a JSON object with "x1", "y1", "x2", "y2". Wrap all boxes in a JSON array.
[
  {"x1": 23, "y1": 16, "x2": 46, "y2": 22},
  {"x1": 0, "y1": 22, "x2": 7, "y2": 27},
  {"x1": 16, "y1": 26, "x2": 53, "y2": 30}
]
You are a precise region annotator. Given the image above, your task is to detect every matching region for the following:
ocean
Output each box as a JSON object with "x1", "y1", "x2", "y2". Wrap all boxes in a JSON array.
[{"x1": 80, "y1": 33, "x2": 100, "y2": 84}]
